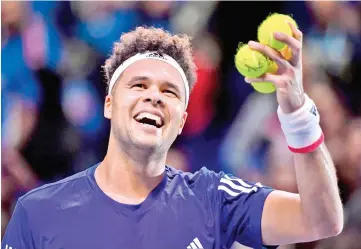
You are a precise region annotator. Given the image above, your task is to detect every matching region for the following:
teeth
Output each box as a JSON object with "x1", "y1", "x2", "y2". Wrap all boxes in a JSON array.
[{"x1": 136, "y1": 112, "x2": 162, "y2": 126}]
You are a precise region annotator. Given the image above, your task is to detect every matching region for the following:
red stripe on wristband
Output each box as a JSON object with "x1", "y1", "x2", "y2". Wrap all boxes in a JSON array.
[{"x1": 288, "y1": 133, "x2": 325, "y2": 153}]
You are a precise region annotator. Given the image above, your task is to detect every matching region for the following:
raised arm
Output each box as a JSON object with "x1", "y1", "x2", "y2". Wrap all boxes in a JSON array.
[
  {"x1": 261, "y1": 143, "x2": 343, "y2": 245},
  {"x1": 245, "y1": 22, "x2": 343, "y2": 246}
]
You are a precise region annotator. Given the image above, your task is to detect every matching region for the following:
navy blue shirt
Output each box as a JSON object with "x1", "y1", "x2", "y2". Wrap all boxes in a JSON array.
[{"x1": 2, "y1": 164, "x2": 276, "y2": 249}]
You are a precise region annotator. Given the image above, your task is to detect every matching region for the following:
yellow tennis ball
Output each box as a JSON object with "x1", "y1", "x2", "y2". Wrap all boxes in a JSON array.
[
  {"x1": 251, "y1": 60, "x2": 278, "y2": 94},
  {"x1": 234, "y1": 44, "x2": 270, "y2": 78},
  {"x1": 257, "y1": 13, "x2": 298, "y2": 51},
  {"x1": 251, "y1": 82, "x2": 276, "y2": 93}
]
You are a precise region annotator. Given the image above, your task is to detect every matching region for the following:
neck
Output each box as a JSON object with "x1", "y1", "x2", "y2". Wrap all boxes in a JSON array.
[{"x1": 95, "y1": 133, "x2": 167, "y2": 204}]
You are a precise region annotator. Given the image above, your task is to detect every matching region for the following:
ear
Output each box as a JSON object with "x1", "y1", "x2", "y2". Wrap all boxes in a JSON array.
[
  {"x1": 178, "y1": 111, "x2": 188, "y2": 135},
  {"x1": 104, "y1": 95, "x2": 112, "y2": 119}
]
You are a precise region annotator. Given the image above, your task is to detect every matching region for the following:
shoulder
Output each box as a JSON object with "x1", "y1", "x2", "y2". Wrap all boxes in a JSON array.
[
  {"x1": 166, "y1": 166, "x2": 222, "y2": 185},
  {"x1": 168, "y1": 166, "x2": 273, "y2": 199},
  {"x1": 166, "y1": 166, "x2": 270, "y2": 192},
  {"x1": 165, "y1": 166, "x2": 227, "y2": 197},
  {"x1": 18, "y1": 166, "x2": 94, "y2": 213}
]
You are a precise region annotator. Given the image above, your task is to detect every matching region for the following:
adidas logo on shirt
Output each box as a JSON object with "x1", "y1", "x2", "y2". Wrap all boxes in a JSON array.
[
  {"x1": 5, "y1": 245, "x2": 16, "y2": 249},
  {"x1": 187, "y1": 237, "x2": 204, "y2": 249}
]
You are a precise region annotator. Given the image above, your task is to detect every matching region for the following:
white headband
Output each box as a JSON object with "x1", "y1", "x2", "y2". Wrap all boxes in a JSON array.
[{"x1": 108, "y1": 51, "x2": 189, "y2": 108}]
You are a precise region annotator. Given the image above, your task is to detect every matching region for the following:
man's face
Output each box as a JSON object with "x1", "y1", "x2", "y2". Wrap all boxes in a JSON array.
[{"x1": 104, "y1": 59, "x2": 188, "y2": 152}]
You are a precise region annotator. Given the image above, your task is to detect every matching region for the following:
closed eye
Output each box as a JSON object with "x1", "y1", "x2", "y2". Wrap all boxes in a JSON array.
[
  {"x1": 164, "y1": 90, "x2": 178, "y2": 97},
  {"x1": 133, "y1": 83, "x2": 146, "y2": 89}
]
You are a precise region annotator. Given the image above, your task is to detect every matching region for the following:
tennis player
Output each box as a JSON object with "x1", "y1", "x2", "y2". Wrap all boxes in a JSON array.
[{"x1": 2, "y1": 25, "x2": 343, "y2": 249}]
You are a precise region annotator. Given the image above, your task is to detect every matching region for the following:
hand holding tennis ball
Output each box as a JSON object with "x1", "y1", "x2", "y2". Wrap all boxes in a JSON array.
[
  {"x1": 235, "y1": 13, "x2": 306, "y2": 113},
  {"x1": 234, "y1": 14, "x2": 299, "y2": 94},
  {"x1": 245, "y1": 14, "x2": 305, "y2": 113}
]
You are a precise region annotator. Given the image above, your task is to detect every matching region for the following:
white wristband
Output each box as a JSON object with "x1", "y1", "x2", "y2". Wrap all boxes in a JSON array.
[{"x1": 277, "y1": 94, "x2": 324, "y2": 153}]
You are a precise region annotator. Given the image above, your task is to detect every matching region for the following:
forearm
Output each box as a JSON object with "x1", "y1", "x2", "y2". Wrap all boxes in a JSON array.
[{"x1": 294, "y1": 142, "x2": 343, "y2": 237}]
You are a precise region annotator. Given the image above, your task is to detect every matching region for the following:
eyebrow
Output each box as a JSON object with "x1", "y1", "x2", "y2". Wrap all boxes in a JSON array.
[{"x1": 128, "y1": 76, "x2": 150, "y2": 83}]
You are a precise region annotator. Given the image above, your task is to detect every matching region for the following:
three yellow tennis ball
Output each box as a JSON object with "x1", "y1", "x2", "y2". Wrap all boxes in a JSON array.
[{"x1": 234, "y1": 13, "x2": 298, "y2": 94}]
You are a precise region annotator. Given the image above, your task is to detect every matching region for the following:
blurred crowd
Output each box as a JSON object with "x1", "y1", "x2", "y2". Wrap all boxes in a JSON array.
[{"x1": 1, "y1": 1, "x2": 361, "y2": 249}]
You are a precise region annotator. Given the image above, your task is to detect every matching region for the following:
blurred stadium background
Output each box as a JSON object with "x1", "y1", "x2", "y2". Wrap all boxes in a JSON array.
[{"x1": 1, "y1": 1, "x2": 361, "y2": 248}]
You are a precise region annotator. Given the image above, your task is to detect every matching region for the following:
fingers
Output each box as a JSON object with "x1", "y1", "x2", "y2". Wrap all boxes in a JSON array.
[
  {"x1": 248, "y1": 41, "x2": 289, "y2": 71},
  {"x1": 273, "y1": 32, "x2": 300, "y2": 66},
  {"x1": 273, "y1": 22, "x2": 303, "y2": 66},
  {"x1": 245, "y1": 70, "x2": 298, "y2": 90},
  {"x1": 245, "y1": 73, "x2": 282, "y2": 85},
  {"x1": 288, "y1": 21, "x2": 303, "y2": 42}
]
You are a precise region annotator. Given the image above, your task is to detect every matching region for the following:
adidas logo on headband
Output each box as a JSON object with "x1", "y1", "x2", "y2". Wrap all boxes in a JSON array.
[{"x1": 146, "y1": 52, "x2": 166, "y2": 59}]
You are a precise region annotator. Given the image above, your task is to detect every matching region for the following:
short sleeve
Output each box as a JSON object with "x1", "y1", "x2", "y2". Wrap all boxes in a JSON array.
[
  {"x1": 2, "y1": 201, "x2": 35, "y2": 249},
  {"x1": 214, "y1": 172, "x2": 277, "y2": 249}
]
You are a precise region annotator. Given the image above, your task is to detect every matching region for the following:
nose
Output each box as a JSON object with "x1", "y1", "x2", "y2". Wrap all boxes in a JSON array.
[{"x1": 144, "y1": 85, "x2": 164, "y2": 106}]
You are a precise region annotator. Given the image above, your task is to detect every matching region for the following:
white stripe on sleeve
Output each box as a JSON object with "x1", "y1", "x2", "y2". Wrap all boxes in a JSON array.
[
  {"x1": 220, "y1": 178, "x2": 258, "y2": 193},
  {"x1": 224, "y1": 175, "x2": 253, "y2": 188},
  {"x1": 217, "y1": 185, "x2": 242, "y2": 196}
]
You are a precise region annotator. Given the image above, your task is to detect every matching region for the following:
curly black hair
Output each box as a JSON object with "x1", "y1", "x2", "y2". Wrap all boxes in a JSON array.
[{"x1": 103, "y1": 26, "x2": 197, "y2": 94}]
